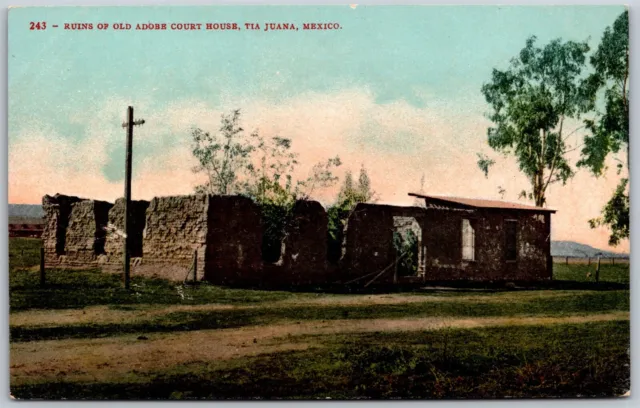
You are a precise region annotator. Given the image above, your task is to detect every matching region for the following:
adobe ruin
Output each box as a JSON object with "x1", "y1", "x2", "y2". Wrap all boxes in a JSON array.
[{"x1": 41, "y1": 192, "x2": 555, "y2": 286}]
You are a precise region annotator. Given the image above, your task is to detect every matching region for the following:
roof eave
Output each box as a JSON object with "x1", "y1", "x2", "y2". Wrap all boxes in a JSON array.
[{"x1": 407, "y1": 193, "x2": 557, "y2": 213}]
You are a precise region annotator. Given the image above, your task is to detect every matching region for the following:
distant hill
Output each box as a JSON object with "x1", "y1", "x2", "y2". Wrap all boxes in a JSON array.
[
  {"x1": 551, "y1": 240, "x2": 628, "y2": 258},
  {"x1": 9, "y1": 204, "x2": 44, "y2": 218},
  {"x1": 8, "y1": 204, "x2": 45, "y2": 225}
]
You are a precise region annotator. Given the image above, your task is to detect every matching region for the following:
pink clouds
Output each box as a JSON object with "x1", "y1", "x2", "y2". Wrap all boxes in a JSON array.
[{"x1": 8, "y1": 88, "x2": 629, "y2": 252}]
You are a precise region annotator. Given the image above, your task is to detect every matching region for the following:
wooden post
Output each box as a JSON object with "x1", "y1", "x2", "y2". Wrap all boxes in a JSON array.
[
  {"x1": 123, "y1": 106, "x2": 133, "y2": 290},
  {"x1": 422, "y1": 246, "x2": 427, "y2": 284},
  {"x1": 393, "y1": 254, "x2": 398, "y2": 284},
  {"x1": 121, "y1": 106, "x2": 145, "y2": 290},
  {"x1": 565, "y1": 256, "x2": 568, "y2": 265},
  {"x1": 193, "y1": 250, "x2": 198, "y2": 284},
  {"x1": 39, "y1": 247, "x2": 45, "y2": 287},
  {"x1": 612, "y1": 258, "x2": 615, "y2": 265},
  {"x1": 588, "y1": 257, "x2": 591, "y2": 266},
  {"x1": 595, "y1": 256, "x2": 601, "y2": 283}
]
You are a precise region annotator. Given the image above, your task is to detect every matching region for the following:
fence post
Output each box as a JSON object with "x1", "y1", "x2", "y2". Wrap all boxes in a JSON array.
[
  {"x1": 393, "y1": 254, "x2": 398, "y2": 284},
  {"x1": 596, "y1": 256, "x2": 601, "y2": 283},
  {"x1": 193, "y1": 250, "x2": 198, "y2": 284},
  {"x1": 588, "y1": 257, "x2": 591, "y2": 266},
  {"x1": 565, "y1": 256, "x2": 568, "y2": 265},
  {"x1": 612, "y1": 258, "x2": 615, "y2": 265},
  {"x1": 39, "y1": 247, "x2": 45, "y2": 287}
]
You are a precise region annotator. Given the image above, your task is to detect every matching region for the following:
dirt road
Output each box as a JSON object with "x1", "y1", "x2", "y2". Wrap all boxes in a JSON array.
[{"x1": 10, "y1": 311, "x2": 629, "y2": 385}]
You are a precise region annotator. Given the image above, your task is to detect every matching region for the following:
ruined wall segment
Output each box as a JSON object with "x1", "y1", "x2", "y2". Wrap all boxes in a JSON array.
[
  {"x1": 423, "y1": 208, "x2": 552, "y2": 282},
  {"x1": 271, "y1": 200, "x2": 329, "y2": 285},
  {"x1": 42, "y1": 194, "x2": 87, "y2": 266},
  {"x1": 140, "y1": 195, "x2": 209, "y2": 281},
  {"x1": 512, "y1": 211, "x2": 552, "y2": 280},
  {"x1": 41, "y1": 192, "x2": 553, "y2": 285},
  {"x1": 342, "y1": 203, "x2": 552, "y2": 284},
  {"x1": 64, "y1": 200, "x2": 114, "y2": 267},
  {"x1": 205, "y1": 196, "x2": 263, "y2": 285},
  {"x1": 103, "y1": 198, "x2": 150, "y2": 259},
  {"x1": 340, "y1": 203, "x2": 426, "y2": 284}
]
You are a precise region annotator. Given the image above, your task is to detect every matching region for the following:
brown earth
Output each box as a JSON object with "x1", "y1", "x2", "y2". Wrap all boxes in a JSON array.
[{"x1": 10, "y1": 311, "x2": 628, "y2": 386}]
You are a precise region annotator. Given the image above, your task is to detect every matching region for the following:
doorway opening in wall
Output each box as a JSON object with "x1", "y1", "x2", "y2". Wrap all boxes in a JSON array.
[
  {"x1": 260, "y1": 203, "x2": 290, "y2": 263},
  {"x1": 392, "y1": 216, "x2": 424, "y2": 277},
  {"x1": 55, "y1": 211, "x2": 69, "y2": 255},
  {"x1": 55, "y1": 228, "x2": 66, "y2": 255},
  {"x1": 93, "y1": 214, "x2": 109, "y2": 256}
]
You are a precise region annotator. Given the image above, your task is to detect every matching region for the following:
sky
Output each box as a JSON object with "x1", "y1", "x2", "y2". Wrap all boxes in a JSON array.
[{"x1": 8, "y1": 5, "x2": 629, "y2": 252}]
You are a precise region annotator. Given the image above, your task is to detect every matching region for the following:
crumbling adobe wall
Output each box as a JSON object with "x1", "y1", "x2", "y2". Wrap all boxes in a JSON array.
[
  {"x1": 424, "y1": 209, "x2": 552, "y2": 282},
  {"x1": 204, "y1": 196, "x2": 263, "y2": 286},
  {"x1": 103, "y1": 198, "x2": 150, "y2": 259},
  {"x1": 268, "y1": 200, "x2": 329, "y2": 285},
  {"x1": 139, "y1": 195, "x2": 209, "y2": 281},
  {"x1": 340, "y1": 203, "x2": 426, "y2": 283},
  {"x1": 63, "y1": 200, "x2": 114, "y2": 267},
  {"x1": 511, "y1": 211, "x2": 552, "y2": 280},
  {"x1": 41, "y1": 194, "x2": 87, "y2": 266},
  {"x1": 41, "y1": 191, "x2": 552, "y2": 285}
]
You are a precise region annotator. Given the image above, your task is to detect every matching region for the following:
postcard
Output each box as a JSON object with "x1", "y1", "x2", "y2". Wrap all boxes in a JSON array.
[{"x1": 7, "y1": 5, "x2": 630, "y2": 400}]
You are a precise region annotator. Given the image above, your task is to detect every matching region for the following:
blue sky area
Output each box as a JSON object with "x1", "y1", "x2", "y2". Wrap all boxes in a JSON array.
[{"x1": 7, "y1": 5, "x2": 628, "y2": 251}]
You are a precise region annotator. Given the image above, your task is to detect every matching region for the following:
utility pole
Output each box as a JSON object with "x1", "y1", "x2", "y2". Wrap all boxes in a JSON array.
[{"x1": 122, "y1": 106, "x2": 145, "y2": 290}]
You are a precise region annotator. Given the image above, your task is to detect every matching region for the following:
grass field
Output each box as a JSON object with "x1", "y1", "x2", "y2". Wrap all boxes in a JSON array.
[{"x1": 8, "y1": 238, "x2": 630, "y2": 399}]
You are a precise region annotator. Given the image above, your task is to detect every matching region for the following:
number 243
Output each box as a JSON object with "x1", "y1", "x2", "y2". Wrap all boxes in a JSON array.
[{"x1": 30, "y1": 22, "x2": 46, "y2": 30}]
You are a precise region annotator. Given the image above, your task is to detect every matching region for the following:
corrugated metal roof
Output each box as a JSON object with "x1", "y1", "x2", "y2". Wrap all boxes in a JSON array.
[{"x1": 408, "y1": 193, "x2": 556, "y2": 213}]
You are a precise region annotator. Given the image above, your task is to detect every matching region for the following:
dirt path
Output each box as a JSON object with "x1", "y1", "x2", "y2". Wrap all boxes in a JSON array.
[
  {"x1": 10, "y1": 290, "x2": 578, "y2": 328},
  {"x1": 10, "y1": 311, "x2": 628, "y2": 385}
]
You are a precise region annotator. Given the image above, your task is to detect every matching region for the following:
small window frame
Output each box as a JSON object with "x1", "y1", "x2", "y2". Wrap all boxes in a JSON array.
[{"x1": 461, "y1": 218, "x2": 476, "y2": 262}]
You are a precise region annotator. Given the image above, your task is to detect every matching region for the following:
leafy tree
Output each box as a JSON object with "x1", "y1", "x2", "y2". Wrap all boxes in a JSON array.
[
  {"x1": 357, "y1": 165, "x2": 376, "y2": 203},
  {"x1": 191, "y1": 109, "x2": 254, "y2": 195},
  {"x1": 479, "y1": 36, "x2": 590, "y2": 207},
  {"x1": 477, "y1": 154, "x2": 495, "y2": 179},
  {"x1": 393, "y1": 230, "x2": 419, "y2": 277},
  {"x1": 299, "y1": 157, "x2": 343, "y2": 200},
  {"x1": 242, "y1": 129, "x2": 341, "y2": 206},
  {"x1": 338, "y1": 171, "x2": 355, "y2": 201},
  {"x1": 190, "y1": 109, "x2": 342, "y2": 261},
  {"x1": 335, "y1": 166, "x2": 377, "y2": 205},
  {"x1": 577, "y1": 10, "x2": 629, "y2": 246},
  {"x1": 243, "y1": 132, "x2": 299, "y2": 206},
  {"x1": 327, "y1": 166, "x2": 377, "y2": 262},
  {"x1": 589, "y1": 179, "x2": 629, "y2": 246},
  {"x1": 241, "y1": 131, "x2": 341, "y2": 262}
]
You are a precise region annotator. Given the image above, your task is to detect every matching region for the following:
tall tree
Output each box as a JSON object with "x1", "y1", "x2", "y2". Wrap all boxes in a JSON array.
[
  {"x1": 480, "y1": 36, "x2": 590, "y2": 207},
  {"x1": 239, "y1": 128, "x2": 341, "y2": 262},
  {"x1": 338, "y1": 171, "x2": 355, "y2": 201},
  {"x1": 327, "y1": 165, "x2": 377, "y2": 262},
  {"x1": 191, "y1": 109, "x2": 254, "y2": 195},
  {"x1": 357, "y1": 165, "x2": 376, "y2": 203},
  {"x1": 190, "y1": 109, "x2": 342, "y2": 261},
  {"x1": 577, "y1": 10, "x2": 629, "y2": 246},
  {"x1": 243, "y1": 132, "x2": 299, "y2": 206}
]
